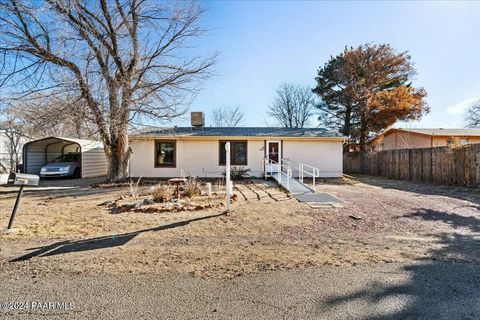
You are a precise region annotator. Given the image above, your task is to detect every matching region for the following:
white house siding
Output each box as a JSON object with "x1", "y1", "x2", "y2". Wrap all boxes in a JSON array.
[
  {"x1": 282, "y1": 139, "x2": 343, "y2": 178},
  {"x1": 129, "y1": 138, "x2": 343, "y2": 178},
  {"x1": 130, "y1": 139, "x2": 265, "y2": 178},
  {"x1": 0, "y1": 130, "x2": 9, "y2": 170}
]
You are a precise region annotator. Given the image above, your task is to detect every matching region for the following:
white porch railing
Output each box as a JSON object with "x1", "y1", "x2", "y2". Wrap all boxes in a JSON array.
[{"x1": 263, "y1": 157, "x2": 320, "y2": 189}]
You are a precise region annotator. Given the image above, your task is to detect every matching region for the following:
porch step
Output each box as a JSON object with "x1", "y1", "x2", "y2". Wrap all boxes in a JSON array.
[{"x1": 271, "y1": 172, "x2": 313, "y2": 195}]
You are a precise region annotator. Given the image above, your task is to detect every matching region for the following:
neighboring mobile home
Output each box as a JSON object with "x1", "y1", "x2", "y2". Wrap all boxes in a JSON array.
[
  {"x1": 374, "y1": 128, "x2": 480, "y2": 151},
  {"x1": 129, "y1": 113, "x2": 345, "y2": 179}
]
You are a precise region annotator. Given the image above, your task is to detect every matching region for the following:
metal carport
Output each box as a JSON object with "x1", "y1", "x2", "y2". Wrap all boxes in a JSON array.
[{"x1": 23, "y1": 137, "x2": 108, "y2": 179}]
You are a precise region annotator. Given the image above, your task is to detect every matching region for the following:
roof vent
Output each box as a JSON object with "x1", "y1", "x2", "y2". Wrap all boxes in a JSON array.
[{"x1": 191, "y1": 112, "x2": 205, "y2": 130}]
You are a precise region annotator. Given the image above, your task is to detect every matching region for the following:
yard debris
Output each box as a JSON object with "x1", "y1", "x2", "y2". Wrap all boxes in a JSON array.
[
  {"x1": 349, "y1": 214, "x2": 362, "y2": 220},
  {"x1": 98, "y1": 200, "x2": 115, "y2": 206}
]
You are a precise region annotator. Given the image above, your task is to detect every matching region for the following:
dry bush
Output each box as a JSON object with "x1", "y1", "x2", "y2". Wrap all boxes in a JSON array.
[
  {"x1": 183, "y1": 178, "x2": 202, "y2": 198},
  {"x1": 222, "y1": 166, "x2": 250, "y2": 180},
  {"x1": 151, "y1": 184, "x2": 174, "y2": 203},
  {"x1": 447, "y1": 137, "x2": 468, "y2": 150},
  {"x1": 128, "y1": 176, "x2": 142, "y2": 199}
]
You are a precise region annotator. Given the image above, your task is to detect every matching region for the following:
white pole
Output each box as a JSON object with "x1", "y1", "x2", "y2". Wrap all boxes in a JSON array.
[
  {"x1": 206, "y1": 182, "x2": 212, "y2": 196},
  {"x1": 225, "y1": 142, "x2": 231, "y2": 211}
]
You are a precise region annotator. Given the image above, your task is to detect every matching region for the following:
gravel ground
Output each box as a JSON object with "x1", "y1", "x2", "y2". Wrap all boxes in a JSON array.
[{"x1": 0, "y1": 175, "x2": 479, "y2": 278}]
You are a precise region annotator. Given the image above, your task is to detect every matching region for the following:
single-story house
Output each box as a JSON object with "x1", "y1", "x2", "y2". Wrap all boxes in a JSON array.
[
  {"x1": 129, "y1": 113, "x2": 345, "y2": 179},
  {"x1": 23, "y1": 136, "x2": 108, "y2": 178},
  {"x1": 373, "y1": 128, "x2": 480, "y2": 151}
]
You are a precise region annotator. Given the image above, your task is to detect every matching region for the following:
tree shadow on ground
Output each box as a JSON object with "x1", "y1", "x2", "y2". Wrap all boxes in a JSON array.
[
  {"x1": 10, "y1": 211, "x2": 227, "y2": 262},
  {"x1": 401, "y1": 208, "x2": 480, "y2": 233},
  {"x1": 317, "y1": 208, "x2": 480, "y2": 319},
  {"x1": 352, "y1": 174, "x2": 480, "y2": 206},
  {"x1": 0, "y1": 185, "x2": 123, "y2": 202}
]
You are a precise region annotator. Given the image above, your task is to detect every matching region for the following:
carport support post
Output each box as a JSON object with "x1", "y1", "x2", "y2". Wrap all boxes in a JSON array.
[
  {"x1": 7, "y1": 185, "x2": 24, "y2": 230},
  {"x1": 225, "y1": 142, "x2": 231, "y2": 211}
]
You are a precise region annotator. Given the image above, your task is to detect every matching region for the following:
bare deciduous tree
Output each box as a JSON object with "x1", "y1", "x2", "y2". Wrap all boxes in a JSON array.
[
  {"x1": 0, "y1": 0, "x2": 216, "y2": 181},
  {"x1": 8, "y1": 96, "x2": 98, "y2": 139},
  {"x1": 211, "y1": 106, "x2": 244, "y2": 127},
  {"x1": 0, "y1": 111, "x2": 28, "y2": 173},
  {"x1": 268, "y1": 83, "x2": 316, "y2": 128},
  {"x1": 465, "y1": 100, "x2": 480, "y2": 128}
]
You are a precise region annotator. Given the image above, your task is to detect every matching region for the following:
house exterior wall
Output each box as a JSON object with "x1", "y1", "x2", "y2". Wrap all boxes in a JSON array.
[
  {"x1": 0, "y1": 129, "x2": 27, "y2": 173},
  {"x1": 0, "y1": 130, "x2": 9, "y2": 171},
  {"x1": 129, "y1": 137, "x2": 344, "y2": 178},
  {"x1": 431, "y1": 136, "x2": 480, "y2": 147},
  {"x1": 380, "y1": 131, "x2": 480, "y2": 150},
  {"x1": 129, "y1": 139, "x2": 264, "y2": 178},
  {"x1": 283, "y1": 140, "x2": 343, "y2": 177},
  {"x1": 381, "y1": 131, "x2": 431, "y2": 150}
]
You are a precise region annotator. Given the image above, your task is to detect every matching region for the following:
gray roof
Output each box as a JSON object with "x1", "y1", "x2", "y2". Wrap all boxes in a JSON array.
[
  {"x1": 131, "y1": 127, "x2": 344, "y2": 138},
  {"x1": 396, "y1": 128, "x2": 480, "y2": 136}
]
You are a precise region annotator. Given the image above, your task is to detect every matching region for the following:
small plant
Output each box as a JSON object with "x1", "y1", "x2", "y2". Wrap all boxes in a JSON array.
[
  {"x1": 222, "y1": 166, "x2": 250, "y2": 180},
  {"x1": 214, "y1": 177, "x2": 224, "y2": 193},
  {"x1": 183, "y1": 177, "x2": 202, "y2": 198},
  {"x1": 151, "y1": 184, "x2": 174, "y2": 203},
  {"x1": 128, "y1": 175, "x2": 142, "y2": 200}
]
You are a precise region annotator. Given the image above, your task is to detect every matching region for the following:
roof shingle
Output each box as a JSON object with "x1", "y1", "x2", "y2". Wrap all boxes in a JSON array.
[
  {"x1": 131, "y1": 127, "x2": 344, "y2": 138},
  {"x1": 395, "y1": 128, "x2": 480, "y2": 136}
]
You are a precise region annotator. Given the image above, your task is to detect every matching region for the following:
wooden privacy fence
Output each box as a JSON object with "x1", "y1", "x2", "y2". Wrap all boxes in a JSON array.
[{"x1": 344, "y1": 144, "x2": 480, "y2": 186}]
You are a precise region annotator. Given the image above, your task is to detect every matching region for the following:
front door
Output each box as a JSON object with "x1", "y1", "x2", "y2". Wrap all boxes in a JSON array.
[{"x1": 266, "y1": 141, "x2": 281, "y2": 173}]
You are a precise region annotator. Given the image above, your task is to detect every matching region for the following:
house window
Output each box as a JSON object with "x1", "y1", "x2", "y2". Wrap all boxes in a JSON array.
[
  {"x1": 155, "y1": 140, "x2": 176, "y2": 167},
  {"x1": 219, "y1": 141, "x2": 248, "y2": 165}
]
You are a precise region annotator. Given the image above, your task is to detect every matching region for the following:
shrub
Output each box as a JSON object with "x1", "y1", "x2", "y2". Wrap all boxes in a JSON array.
[
  {"x1": 151, "y1": 184, "x2": 174, "y2": 203},
  {"x1": 128, "y1": 175, "x2": 142, "y2": 199},
  {"x1": 183, "y1": 178, "x2": 202, "y2": 198},
  {"x1": 222, "y1": 166, "x2": 250, "y2": 180}
]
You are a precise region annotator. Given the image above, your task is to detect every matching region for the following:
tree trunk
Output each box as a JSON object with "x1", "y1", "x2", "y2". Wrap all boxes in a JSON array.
[
  {"x1": 104, "y1": 131, "x2": 133, "y2": 182},
  {"x1": 359, "y1": 111, "x2": 369, "y2": 172},
  {"x1": 342, "y1": 105, "x2": 353, "y2": 152}
]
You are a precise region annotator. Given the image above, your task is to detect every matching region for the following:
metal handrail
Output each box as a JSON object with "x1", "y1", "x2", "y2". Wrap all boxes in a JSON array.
[
  {"x1": 264, "y1": 157, "x2": 320, "y2": 190},
  {"x1": 282, "y1": 158, "x2": 320, "y2": 188},
  {"x1": 264, "y1": 157, "x2": 287, "y2": 187}
]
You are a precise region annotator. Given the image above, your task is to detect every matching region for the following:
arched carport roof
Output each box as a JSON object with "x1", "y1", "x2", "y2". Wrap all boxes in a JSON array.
[{"x1": 23, "y1": 136, "x2": 103, "y2": 151}]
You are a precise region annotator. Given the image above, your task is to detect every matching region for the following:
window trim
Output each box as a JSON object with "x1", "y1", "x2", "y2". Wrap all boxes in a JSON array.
[
  {"x1": 154, "y1": 139, "x2": 176, "y2": 168},
  {"x1": 219, "y1": 140, "x2": 248, "y2": 166}
]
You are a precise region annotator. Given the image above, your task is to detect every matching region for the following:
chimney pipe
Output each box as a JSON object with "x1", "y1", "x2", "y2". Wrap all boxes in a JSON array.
[{"x1": 191, "y1": 112, "x2": 205, "y2": 129}]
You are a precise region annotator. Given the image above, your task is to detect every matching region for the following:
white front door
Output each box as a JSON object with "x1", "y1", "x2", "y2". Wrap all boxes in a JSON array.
[{"x1": 266, "y1": 141, "x2": 281, "y2": 173}]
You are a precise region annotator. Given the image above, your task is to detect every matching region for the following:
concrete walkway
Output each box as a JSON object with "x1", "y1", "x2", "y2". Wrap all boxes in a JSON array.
[
  {"x1": 1, "y1": 262, "x2": 479, "y2": 319},
  {"x1": 271, "y1": 171, "x2": 312, "y2": 195}
]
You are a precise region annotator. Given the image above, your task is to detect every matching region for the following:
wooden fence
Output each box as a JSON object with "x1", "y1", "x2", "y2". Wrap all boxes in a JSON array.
[{"x1": 343, "y1": 144, "x2": 480, "y2": 186}]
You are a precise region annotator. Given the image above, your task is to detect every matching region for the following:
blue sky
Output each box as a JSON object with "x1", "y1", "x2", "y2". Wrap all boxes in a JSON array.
[{"x1": 173, "y1": 1, "x2": 480, "y2": 128}]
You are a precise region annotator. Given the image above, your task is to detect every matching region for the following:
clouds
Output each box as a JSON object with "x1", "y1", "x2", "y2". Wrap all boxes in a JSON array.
[{"x1": 447, "y1": 97, "x2": 479, "y2": 115}]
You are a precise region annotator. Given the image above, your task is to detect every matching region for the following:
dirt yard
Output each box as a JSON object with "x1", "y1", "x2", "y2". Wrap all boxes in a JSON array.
[{"x1": 0, "y1": 176, "x2": 479, "y2": 279}]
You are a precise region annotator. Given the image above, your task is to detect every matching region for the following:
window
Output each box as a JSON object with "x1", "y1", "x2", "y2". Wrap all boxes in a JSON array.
[
  {"x1": 219, "y1": 141, "x2": 247, "y2": 165},
  {"x1": 155, "y1": 140, "x2": 176, "y2": 167}
]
